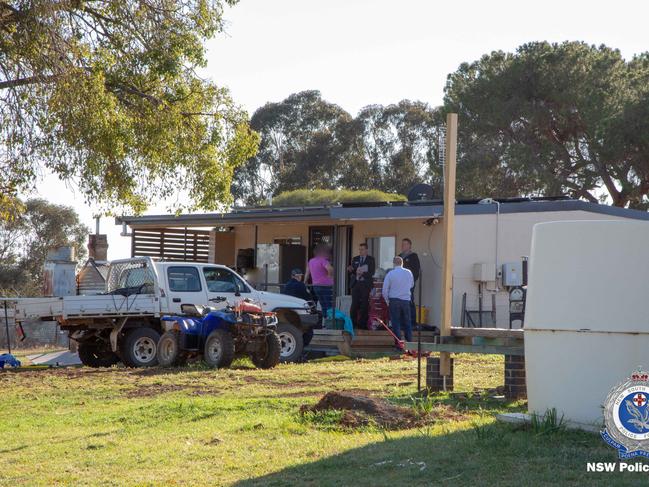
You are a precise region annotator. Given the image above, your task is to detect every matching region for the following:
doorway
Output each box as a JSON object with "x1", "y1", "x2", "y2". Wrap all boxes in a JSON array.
[{"x1": 367, "y1": 236, "x2": 397, "y2": 274}]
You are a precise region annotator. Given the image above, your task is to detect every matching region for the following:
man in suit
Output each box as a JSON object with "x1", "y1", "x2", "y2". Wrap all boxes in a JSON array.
[
  {"x1": 347, "y1": 242, "x2": 375, "y2": 328},
  {"x1": 399, "y1": 238, "x2": 421, "y2": 326}
]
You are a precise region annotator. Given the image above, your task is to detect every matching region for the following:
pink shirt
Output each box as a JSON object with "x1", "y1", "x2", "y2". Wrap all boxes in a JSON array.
[{"x1": 308, "y1": 256, "x2": 333, "y2": 286}]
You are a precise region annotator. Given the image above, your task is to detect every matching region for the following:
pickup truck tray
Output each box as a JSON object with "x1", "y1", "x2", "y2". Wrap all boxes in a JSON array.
[{"x1": 15, "y1": 294, "x2": 160, "y2": 321}]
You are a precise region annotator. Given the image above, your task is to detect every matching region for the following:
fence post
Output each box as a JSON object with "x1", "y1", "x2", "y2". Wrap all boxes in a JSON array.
[{"x1": 4, "y1": 301, "x2": 11, "y2": 354}]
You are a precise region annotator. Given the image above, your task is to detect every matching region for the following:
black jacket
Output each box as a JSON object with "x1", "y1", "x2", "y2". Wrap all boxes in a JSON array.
[
  {"x1": 283, "y1": 278, "x2": 311, "y2": 301},
  {"x1": 349, "y1": 255, "x2": 375, "y2": 288},
  {"x1": 400, "y1": 251, "x2": 420, "y2": 282}
]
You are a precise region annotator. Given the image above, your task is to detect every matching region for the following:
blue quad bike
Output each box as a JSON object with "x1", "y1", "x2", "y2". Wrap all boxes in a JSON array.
[{"x1": 157, "y1": 299, "x2": 282, "y2": 369}]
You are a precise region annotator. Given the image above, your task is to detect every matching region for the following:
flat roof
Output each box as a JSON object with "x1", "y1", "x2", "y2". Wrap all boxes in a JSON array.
[{"x1": 116, "y1": 197, "x2": 649, "y2": 228}]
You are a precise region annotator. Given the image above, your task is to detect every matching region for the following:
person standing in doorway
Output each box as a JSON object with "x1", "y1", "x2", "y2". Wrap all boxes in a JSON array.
[
  {"x1": 347, "y1": 242, "x2": 375, "y2": 328},
  {"x1": 305, "y1": 243, "x2": 334, "y2": 322},
  {"x1": 399, "y1": 237, "x2": 421, "y2": 326},
  {"x1": 382, "y1": 256, "x2": 414, "y2": 349}
]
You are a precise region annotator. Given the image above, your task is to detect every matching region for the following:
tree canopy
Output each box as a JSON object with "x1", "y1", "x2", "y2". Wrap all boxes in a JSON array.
[
  {"x1": 0, "y1": 198, "x2": 89, "y2": 296},
  {"x1": 232, "y1": 91, "x2": 441, "y2": 206},
  {"x1": 235, "y1": 43, "x2": 649, "y2": 209},
  {"x1": 0, "y1": 0, "x2": 258, "y2": 220},
  {"x1": 444, "y1": 41, "x2": 649, "y2": 208}
]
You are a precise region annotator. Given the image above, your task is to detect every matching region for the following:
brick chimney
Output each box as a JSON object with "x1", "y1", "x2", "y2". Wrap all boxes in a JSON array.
[{"x1": 88, "y1": 234, "x2": 109, "y2": 262}]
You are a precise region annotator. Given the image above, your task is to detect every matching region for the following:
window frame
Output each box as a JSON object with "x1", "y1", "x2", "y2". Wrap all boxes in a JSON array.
[
  {"x1": 202, "y1": 267, "x2": 251, "y2": 294},
  {"x1": 166, "y1": 266, "x2": 203, "y2": 293}
]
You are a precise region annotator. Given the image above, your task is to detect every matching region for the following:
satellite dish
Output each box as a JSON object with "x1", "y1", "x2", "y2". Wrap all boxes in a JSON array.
[{"x1": 407, "y1": 183, "x2": 434, "y2": 202}]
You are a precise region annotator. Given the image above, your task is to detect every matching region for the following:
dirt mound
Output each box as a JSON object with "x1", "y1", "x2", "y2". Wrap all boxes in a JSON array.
[{"x1": 300, "y1": 391, "x2": 458, "y2": 429}]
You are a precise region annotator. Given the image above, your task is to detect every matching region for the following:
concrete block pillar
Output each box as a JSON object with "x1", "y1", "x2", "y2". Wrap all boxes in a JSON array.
[
  {"x1": 426, "y1": 357, "x2": 454, "y2": 391},
  {"x1": 504, "y1": 355, "x2": 527, "y2": 399}
]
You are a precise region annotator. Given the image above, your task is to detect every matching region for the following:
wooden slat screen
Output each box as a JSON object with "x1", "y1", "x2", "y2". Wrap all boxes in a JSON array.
[{"x1": 132, "y1": 228, "x2": 210, "y2": 262}]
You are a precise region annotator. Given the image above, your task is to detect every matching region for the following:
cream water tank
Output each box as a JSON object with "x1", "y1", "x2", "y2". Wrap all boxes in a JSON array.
[{"x1": 525, "y1": 220, "x2": 649, "y2": 428}]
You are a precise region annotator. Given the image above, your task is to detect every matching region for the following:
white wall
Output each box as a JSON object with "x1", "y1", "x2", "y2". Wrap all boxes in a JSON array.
[
  {"x1": 229, "y1": 209, "x2": 634, "y2": 328},
  {"x1": 452, "y1": 210, "x2": 632, "y2": 328}
]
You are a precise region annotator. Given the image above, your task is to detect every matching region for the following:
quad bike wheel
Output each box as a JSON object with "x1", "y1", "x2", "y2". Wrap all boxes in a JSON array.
[
  {"x1": 157, "y1": 331, "x2": 188, "y2": 367},
  {"x1": 276, "y1": 323, "x2": 304, "y2": 363},
  {"x1": 203, "y1": 329, "x2": 235, "y2": 368},
  {"x1": 120, "y1": 328, "x2": 160, "y2": 368},
  {"x1": 77, "y1": 342, "x2": 120, "y2": 368},
  {"x1": 251, "y1": 332, "x2": 282, "y2": 369}
]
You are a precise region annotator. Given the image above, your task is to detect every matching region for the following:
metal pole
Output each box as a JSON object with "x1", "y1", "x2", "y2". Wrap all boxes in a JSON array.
[
  {"x1": 331, "y1": 225, "x2": 338, "y2": 322},
  {"x1": 264, "y1": 264, "x2": 269, "y2": 292},
  {"x1": 4, "y1": 301, "x2": 11, "y2": 355},
  {"x1": 417, "y1": 269, "x2": 423, "y2": 392},
  {"x1": 254, "y1": 225, "x2": 258, "y2": 267},
  {"x1": 478, "y1": 282, "x2": 483, "y2": 328}
]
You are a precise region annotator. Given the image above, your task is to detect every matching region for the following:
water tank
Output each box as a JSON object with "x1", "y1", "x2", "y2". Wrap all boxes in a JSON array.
[
  {"x1": 43, "y1": 246, "x2": 77, "y2": 297},
  {"x1": 525, "y1": 220, "x2": 649, "y2": 428}
]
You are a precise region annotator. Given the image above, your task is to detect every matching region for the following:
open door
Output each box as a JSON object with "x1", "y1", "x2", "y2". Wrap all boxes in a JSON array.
[{"x1": 334, "y1": 226, "x2": 353, "y2": 297}]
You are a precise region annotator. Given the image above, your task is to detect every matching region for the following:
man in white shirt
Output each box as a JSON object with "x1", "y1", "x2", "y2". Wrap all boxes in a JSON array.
[{"x1": 382, "y1": 256, "x2": 414, "y2": 348}]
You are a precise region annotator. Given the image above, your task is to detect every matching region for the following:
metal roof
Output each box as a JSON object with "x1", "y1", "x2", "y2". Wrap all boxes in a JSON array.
[{"x1": 116, "y1": 198, "x2": 649, "y2": 228}]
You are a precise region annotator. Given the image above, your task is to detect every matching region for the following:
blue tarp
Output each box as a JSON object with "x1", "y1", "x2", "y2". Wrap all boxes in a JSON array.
[
  {"x1": 0, "y1": 354, "x2": 20, "y2": 368},
  {"x1": 325, "y1": 309, "x2": 354, "y2": 337}
]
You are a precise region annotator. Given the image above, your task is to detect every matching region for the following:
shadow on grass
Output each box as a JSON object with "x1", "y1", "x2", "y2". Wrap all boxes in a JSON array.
[
  {"x1": 233, "y1": 422, "x2": 626, "y2": 487},
  {"x1": 0, "y1": 445, "x2": 28, "y2": 454}
]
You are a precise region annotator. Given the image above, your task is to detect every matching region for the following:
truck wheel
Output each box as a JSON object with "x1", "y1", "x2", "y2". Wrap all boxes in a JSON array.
[
  {"x1": 251, "y1": 332, "x2": 282, "y2": 369},
  {"x1": 78, "y1": 342, "x2": 120, "y2": 368},
  {"x1": 157, "y1": 331, "x2": 188, "y2": 367},
  {"x1": 203, "y1": 329, "x2": 235, "y2": 368},
  {"x1": 120, "y1": 328, "x2": 160, "y2": 368},
  {"x1": 276, "y1": 323, "x2": 304, "y2": 363}
]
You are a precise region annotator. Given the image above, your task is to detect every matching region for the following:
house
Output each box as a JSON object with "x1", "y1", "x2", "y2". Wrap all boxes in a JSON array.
[{"x1": 115, "y1": 197, "x2": 649, "y2": 328}]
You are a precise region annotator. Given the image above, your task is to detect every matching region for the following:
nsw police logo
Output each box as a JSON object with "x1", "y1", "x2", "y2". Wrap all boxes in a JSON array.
[{"x1": 602, "y1": 369, "x2": 649, "y2": 458}]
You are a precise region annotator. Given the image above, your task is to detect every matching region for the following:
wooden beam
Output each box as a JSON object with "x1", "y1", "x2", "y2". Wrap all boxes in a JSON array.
[
  {"x1": 451, "y1": 327, "x2": 524, "y2": 339},
  {"x1": 440, "y1": 113, "x2": 458, "y2": 377},
  {"x1": 404, "y1": 342, "x2": 525, "y2": 356}
]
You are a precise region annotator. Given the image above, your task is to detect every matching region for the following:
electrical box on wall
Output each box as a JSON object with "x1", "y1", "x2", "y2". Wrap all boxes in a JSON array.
[
  {"x1": 502, "y1": 262, "x2": 523, "y2": 287},
  {"x1": 473, "y1": 262, "x2": 496, "y2": 282}
]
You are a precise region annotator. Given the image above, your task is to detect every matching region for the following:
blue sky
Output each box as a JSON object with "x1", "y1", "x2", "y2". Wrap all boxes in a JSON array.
[{"x1": 33, "y1": 0, "x2": 649, "y2": 259}]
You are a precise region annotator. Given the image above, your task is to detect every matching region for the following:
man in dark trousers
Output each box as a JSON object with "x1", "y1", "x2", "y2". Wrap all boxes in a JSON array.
[
  {"x1": 399, "y1": 238, "x2": 421, "y2": 326},
  {"x1": 347, "y1": 242, "x2": 375, "y2": 328}
]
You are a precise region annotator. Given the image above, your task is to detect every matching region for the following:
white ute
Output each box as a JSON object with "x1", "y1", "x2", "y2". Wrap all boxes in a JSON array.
[{"x1": 14, "y1": 258, "x2": 320, "y2": 367}]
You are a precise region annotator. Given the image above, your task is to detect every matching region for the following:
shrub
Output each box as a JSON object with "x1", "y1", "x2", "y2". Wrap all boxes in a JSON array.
[{"x1": 271, "y1": 189, "x2": 406, "y2": 207}]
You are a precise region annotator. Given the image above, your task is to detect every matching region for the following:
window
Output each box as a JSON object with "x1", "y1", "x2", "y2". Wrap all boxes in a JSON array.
[
  {"x1": 203, "y1": 267, "x2": 250, "y2": 294},
  {"x1": 167, "y1": 266, "x2": 202, "y2": 292},
  {"x1": 116, "y1": 266, "x2": 154, "y2": 293}
]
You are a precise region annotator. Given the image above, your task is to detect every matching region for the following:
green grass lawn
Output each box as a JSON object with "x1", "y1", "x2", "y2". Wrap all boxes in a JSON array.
[{"x1": 0, "y1": 354, "x2": 642, "y2": 486}]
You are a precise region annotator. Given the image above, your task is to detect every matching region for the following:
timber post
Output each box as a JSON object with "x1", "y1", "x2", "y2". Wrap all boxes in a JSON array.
[{"x1": 440, "y1": 113, "x2": 458, "y2": 383}]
